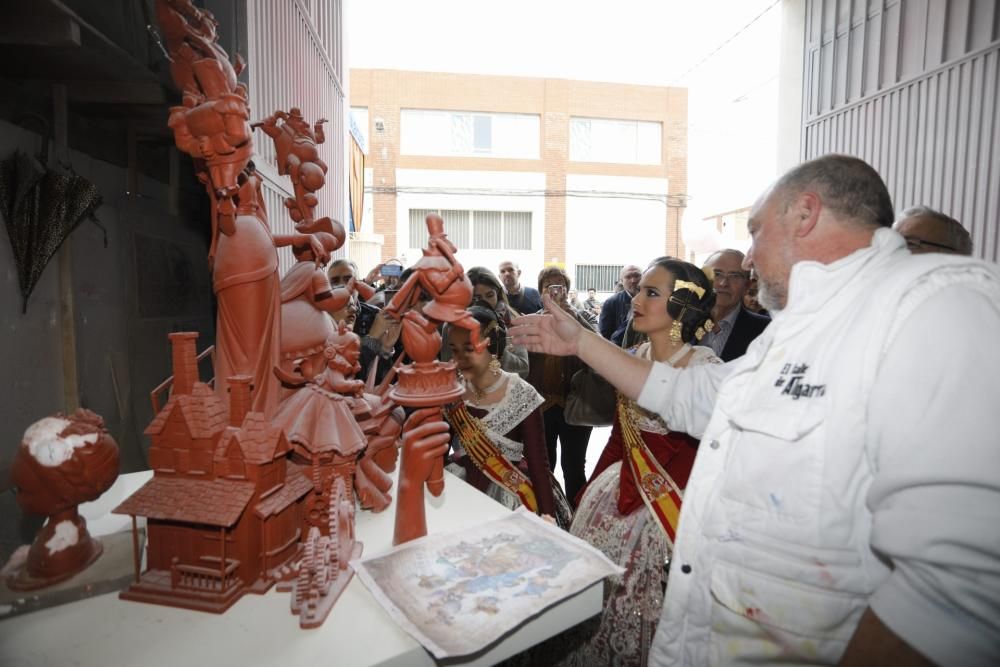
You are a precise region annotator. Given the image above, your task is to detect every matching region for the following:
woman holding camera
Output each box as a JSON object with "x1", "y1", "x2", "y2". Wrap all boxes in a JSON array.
[{"x1": 525, "y1": 266, "x2": 598, "y2": 506}]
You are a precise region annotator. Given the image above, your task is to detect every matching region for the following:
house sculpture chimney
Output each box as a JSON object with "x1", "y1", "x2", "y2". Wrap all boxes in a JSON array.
[
  {"x1": 227, "y1": 375, "x2": 254, "y2": 427},
  {"x1": 168, "y1": 332, "x2": 200, "y2": 396}
]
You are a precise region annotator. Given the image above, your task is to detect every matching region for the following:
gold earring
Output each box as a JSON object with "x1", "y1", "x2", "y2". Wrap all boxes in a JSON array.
[
  {"x1": 489, "y1": 355, "x2": 502, "y2": 376},
  {"x1": 670, "y1": 320, "x2": 683, "y2": 342}
]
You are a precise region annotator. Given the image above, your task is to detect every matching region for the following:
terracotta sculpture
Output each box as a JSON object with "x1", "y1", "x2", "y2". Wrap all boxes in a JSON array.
[
  {"x1": 120, "y1": 1, "x2": 369, "y2": 627},
  {"x1": 288, "y1": 476, "x2": 361, "y2": 628},
  {"x1": 7, "y1": 409, "x2": 120, "y2": 590},
  {"x1": 256, "y1": 109, "x2": 332, "y2": 233},
  {"x1": 157, "y1": 0, "x2": 251, "y2": 230},
  {"x1": 115, "y1": 333, "x2": 310, "y2": 613},
  {"x1": 271, "y1": 325, "x2": 368, "y2": 537},
  {"x1": 276, "y1": 219, "x2": 354, "y2": 392},
  {"x1": 385, "y1": 214, "x2": 480, "y2": 544}
]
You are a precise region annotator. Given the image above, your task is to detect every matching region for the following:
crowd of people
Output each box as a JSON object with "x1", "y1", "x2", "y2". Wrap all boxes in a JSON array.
[{"x1": 320, "y1": 154, "x2": 997, "y2": 666}]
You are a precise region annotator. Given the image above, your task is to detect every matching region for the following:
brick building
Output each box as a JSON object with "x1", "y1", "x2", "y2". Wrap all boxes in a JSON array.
[{"x1": 349, "y1": 69, "x2": 689, "y2": 292}]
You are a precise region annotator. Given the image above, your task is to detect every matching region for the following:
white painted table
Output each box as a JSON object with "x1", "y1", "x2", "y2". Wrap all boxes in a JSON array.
[{"x1": 0, "y1": 469, "x2": 601, "y2": 667}]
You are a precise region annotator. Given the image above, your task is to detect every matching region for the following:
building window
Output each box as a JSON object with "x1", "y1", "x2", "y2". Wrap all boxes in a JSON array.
[
  {"x1": 569, "y1": 117, "x2": 662, "y2": 165},
  {"x1": 401, "y1": 110, "x2": 539, "y2": 159},
  {"x1": 350, "y1": 107, "x2": 368, "y2": 149},
  {"x1": 575, "y1": 264, "x2": 625, "y2": 292},
  {"x1": 409, "y1": 208, "x2": 532, "y2": 250}
]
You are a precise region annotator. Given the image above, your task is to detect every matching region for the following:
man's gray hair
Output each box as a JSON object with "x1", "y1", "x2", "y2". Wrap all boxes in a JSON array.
[
  {"x1": 896, "y1": 206, "x2": 973, "y2": 255},
  {"x1": 774, "y1": 154, "x2": 895, "y2": 229},
  {"x1": 703, "y1": 249, "x2": 746, "y2": 266}
]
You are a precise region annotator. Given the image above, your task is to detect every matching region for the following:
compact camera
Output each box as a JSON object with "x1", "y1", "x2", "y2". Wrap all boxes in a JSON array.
[{"x1": 547, "y1": 284, "x2": 566, "y2": 298}]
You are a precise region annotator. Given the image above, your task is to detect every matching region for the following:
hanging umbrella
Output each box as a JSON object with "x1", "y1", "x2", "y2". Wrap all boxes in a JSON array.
[{"x1": 0, "y1": 149, "x2": 104, "y2": 313}]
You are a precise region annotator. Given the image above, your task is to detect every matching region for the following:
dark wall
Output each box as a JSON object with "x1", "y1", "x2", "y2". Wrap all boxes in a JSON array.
[{"x1": 0, "y1": 118, "x2": 214, "y2": 562}]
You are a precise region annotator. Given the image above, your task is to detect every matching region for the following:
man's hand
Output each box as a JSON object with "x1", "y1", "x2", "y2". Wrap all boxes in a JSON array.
[
  {"x1": 367, "y1": 309, "x2": 403, "y2": 353},
  {"x1": 509, "y1": 293, "x2": 584, "y2": 356}
]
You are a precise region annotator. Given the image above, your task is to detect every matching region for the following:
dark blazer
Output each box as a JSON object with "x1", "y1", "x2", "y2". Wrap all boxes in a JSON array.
[
  {"x1": 507, "y1": 287, "x2": 543, "y2": 316},
  {"x1": 599, "y1": 290, "x2": 632, "y2": 341},
  {"x1": 704, "y1": 307, "x2": 770, "y2": 362}
]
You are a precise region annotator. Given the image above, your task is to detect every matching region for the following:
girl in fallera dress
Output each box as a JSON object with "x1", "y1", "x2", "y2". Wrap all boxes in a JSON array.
[
  {"x1": 444, "y1": 305, "x2": 571, "y2": 526},
  {"x1": 553, "y1": 257, "x2": 721, "y2": 667}
]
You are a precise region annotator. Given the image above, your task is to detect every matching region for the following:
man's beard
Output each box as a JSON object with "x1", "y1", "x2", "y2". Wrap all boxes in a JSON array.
[{"x1": 756, "y1": 279, "x2": 786, "y2": 313}]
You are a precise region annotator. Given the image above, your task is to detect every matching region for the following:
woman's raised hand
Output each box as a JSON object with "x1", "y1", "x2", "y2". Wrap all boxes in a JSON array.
[{"x1": 509, "y1": 293, "x2": 585, "y2": 357}]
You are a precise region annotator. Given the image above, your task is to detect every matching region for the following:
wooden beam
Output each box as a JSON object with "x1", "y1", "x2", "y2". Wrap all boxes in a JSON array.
[
  {"x1": 54, "y1": 82, "x2": 80, "y2": 413},
  {"x1": 0, "y1": 14, "x2": 80, "y2": 47},
  {"x1": 66, "y1": 81, "x2": 166, "y2": 106}
]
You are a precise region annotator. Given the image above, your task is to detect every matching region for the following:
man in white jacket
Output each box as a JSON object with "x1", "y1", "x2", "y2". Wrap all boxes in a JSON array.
[{"x1": 511, "y1": 154, "x2": 1000, "y2": 666}]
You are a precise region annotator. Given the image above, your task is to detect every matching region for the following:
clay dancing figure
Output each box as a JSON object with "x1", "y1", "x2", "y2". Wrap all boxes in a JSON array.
[
  {"x1": 384, "y1": 213, "x2": 484, "y2": 355},
  {"x1": 256, "y1": 108, "x2": 331, "y2": 232},
  {"x1": 157, "y1": 0, "x2": 252, "y2": 230},
  {"x1": 7, "y1": 409, "x2": 119, "y2": 590},
  {"x1": 271, "y1": 325, "x2": 368, "y2": 533}
]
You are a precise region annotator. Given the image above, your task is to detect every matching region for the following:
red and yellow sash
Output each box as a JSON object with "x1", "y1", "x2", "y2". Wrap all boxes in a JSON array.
[
  {"x1": 446, "y1": 403, "x2": 538, "y2": 512},
  {"x1": 617, "y1": 396, "x2": 684, "y2": 542}
]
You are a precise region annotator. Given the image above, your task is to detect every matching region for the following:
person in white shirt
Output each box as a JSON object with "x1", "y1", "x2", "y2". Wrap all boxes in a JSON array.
[{"x1": 510, "y1": 154, "x2": 1000, "y2": 666}]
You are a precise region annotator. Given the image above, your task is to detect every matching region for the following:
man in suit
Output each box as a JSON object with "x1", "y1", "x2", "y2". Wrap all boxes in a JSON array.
[
  {"x1": 499, "y1": 260, "x2": 543, "y2": 314},
  {"x1": 699, "y1": 249, "x2": 769, "y2": 361},
  {"x1": 598, "y1": 264, "x2": 642, "y2": 344}
]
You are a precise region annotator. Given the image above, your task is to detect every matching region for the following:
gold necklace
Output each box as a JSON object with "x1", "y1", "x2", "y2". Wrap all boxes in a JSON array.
[{"x1": 466, "y1": 372, "x2": 506, "y2": 406}]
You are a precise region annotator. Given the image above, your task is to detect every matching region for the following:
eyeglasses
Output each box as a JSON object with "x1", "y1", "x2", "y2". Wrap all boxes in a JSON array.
[
  {"x1": 713, "y1": 271, "x2": 748, "y2": 283},
  {"x1": 903, "y1": 236, "x2": 958, "y2": 253}
]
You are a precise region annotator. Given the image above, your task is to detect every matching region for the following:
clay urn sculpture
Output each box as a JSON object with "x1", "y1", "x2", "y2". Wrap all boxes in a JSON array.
[{"x1": 7, "y1": 409, "x2": 120, "y2": 590}]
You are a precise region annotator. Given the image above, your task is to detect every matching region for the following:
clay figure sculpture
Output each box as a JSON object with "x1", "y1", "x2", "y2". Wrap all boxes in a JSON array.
[
  {"x1": 8, "y1": 409, "x2": 120, "y2": 591},
  {"x1": 276, "y1": 219, "x2": 354, "y2": 393},
  {"x1": 115, "y1": 333, "x2": 310, "y2": 614},
  {"x1": 289, "y1": 476, "x2": 361, "y2": 629},
  {"x1": 271, "y1": 325, "x2": 368, "y2": 534},
  {"x1": 158, "y1": 0, "x2": 252, "y2": 230},
  {"x1": 256, "y1": 108, "x2": 331, "y2": 233},
  {"x1": 209, "y1": 163, "x2": 339, "y2": 418},
  {"x1": 351, "y1": 398, "x2": 403, "y2": 512}
]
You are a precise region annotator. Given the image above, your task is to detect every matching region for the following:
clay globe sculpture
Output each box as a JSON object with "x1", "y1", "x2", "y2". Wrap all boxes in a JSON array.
[{"x1": 8, "y1": 409, "x2": 120, "y2": 590}]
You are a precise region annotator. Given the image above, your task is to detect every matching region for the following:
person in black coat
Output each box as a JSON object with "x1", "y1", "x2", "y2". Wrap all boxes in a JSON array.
[
  {"x1": 598, "y1": 264, "x2": 642, "y2": 345},
  {"x1": 698, "y1": 249, "x2": 769, "y2": 361}
]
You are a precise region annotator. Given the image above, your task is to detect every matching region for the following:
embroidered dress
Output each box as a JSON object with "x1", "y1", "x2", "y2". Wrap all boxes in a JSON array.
[
  {"x1": 553, "y1": 344, "x2": 720, "y2": 667},
  {"x1": 447, "y1": 371, "x2": 568, "y2": 522}
]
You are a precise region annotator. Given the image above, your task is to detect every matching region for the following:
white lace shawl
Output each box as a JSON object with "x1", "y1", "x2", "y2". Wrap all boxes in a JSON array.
[{"x1": 468, "y1": 372, "x2": 544, "y2": 462}]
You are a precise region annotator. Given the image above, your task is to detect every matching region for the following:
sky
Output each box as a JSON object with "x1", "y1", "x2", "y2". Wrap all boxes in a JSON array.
[{"x1": 346, "y1": 0, "x2": 785, "y2": 248}]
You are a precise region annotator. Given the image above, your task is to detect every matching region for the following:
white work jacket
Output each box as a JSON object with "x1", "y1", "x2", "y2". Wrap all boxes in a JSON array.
[{"x1": 639, "y1": 229, "x2": 1000, "y2": 666}]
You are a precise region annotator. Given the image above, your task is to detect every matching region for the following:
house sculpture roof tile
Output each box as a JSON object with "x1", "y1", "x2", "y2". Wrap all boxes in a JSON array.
[
  {"x1": 145, "y1": 383, "x2": 229, "y2": 440},
  {"x1": 112, "y1": 476, "x2": 255, "y2": 527}
]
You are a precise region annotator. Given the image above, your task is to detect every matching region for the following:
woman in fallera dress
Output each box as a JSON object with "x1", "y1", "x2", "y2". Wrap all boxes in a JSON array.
[
  {"x1": 444, "y1": 305, "x2": 571, "y2": 526},
  {"x1": 556, "y1": 257, "x2": 721, "y2": 666}
]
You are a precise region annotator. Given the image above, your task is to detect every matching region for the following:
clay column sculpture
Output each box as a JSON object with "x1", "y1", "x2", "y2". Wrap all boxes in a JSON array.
[{"x1": 386, "y1": 213, "x2": 483, "y2": 545}]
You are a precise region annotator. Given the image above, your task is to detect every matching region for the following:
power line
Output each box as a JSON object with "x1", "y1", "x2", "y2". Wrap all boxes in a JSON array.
[
  {"x1": 366, "y1": 185, "x2": 691, "y2": 207},
  {"x1": 670, "y1": 0, "x2": 781, "y2": 85}
]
